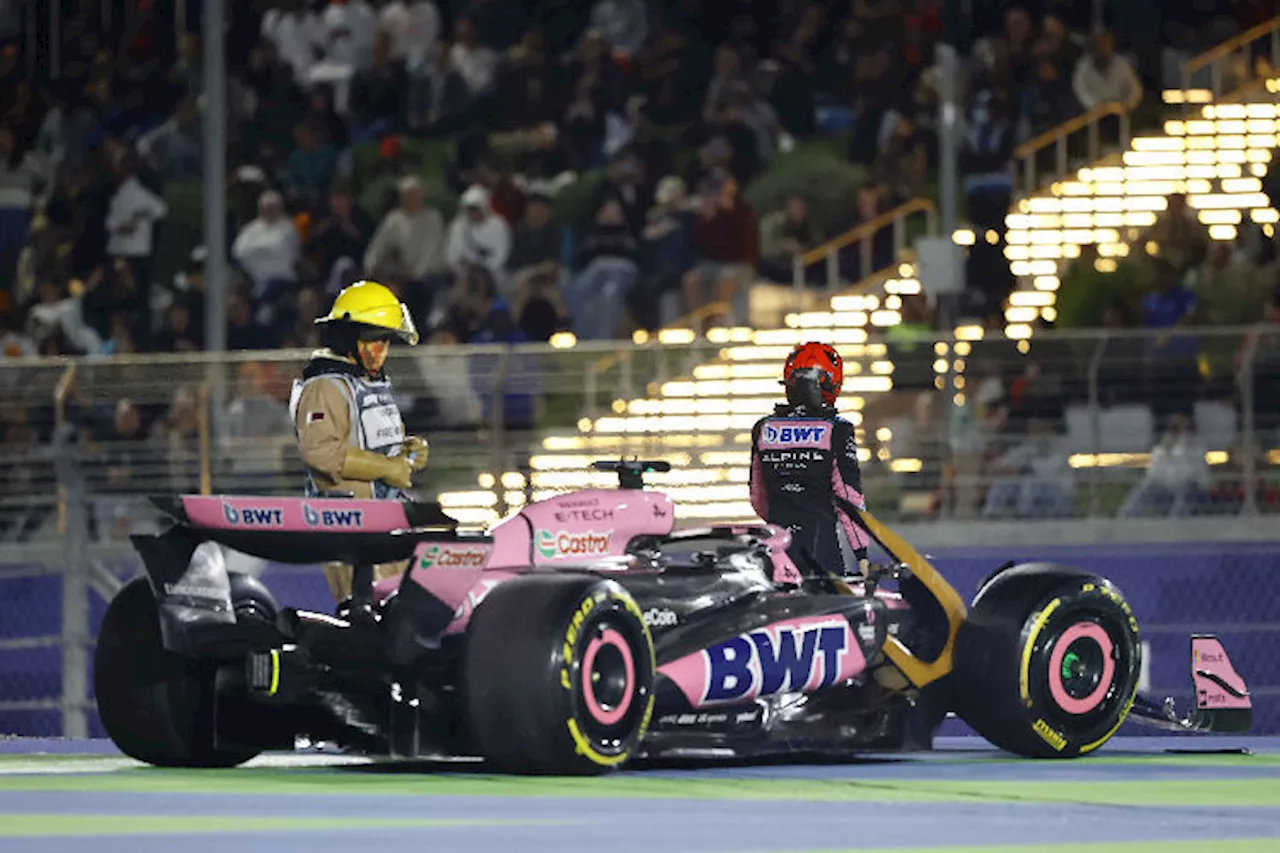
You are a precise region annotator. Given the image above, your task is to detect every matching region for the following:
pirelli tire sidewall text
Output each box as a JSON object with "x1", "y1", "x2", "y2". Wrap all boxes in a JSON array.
[
  {"x1": 953, "y1": 566, "x2": 1141, "y2": 759},
  {"x1": 463, "y1": 574, "x2": 656, "y2": 774}
]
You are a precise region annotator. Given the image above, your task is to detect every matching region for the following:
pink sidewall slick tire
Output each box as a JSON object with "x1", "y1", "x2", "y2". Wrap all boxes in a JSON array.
[
  {"x1": 463, "y1": 574, "x2": 655, "y2": 775},
  {"x1": 952, "y1": 564, "x2": 1142, "y2": 759}
]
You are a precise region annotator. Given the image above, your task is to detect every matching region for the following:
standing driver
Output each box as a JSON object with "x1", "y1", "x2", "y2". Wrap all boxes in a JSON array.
[
  {"x1": 749, "y1": 341, "x2": 871, "y2": 581},
  {"x1": 289, "y1": 279, "x2": 429, "y2": 603}
]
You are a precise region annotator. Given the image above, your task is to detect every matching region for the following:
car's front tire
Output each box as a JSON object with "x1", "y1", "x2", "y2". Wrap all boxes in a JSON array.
[
  {"x1": 94, "y1": 577, "x2": 262, "y2": 768},
  {"x1": 463, "y1": 574, "x2": 655, "y2": 774},
  {"x1": 952, "y1": 564, "x2": 1141, "y2": 758}
]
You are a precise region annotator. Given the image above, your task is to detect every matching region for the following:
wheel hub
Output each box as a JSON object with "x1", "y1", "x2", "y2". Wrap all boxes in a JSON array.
[{"x1": 1059, "y1": 637, "x2": 1105, "y2": 700}]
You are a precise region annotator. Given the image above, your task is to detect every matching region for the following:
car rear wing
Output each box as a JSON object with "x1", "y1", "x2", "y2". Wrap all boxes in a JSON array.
[
  {"x1": 134, "y1": 495, "x2": 488, "y2": 655},
  {"x1": 1128, "y1": 635, "x2": 1252, "y2": 735}
]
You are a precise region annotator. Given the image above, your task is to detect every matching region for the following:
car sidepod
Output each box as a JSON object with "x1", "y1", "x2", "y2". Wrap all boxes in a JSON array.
[{"x1": 624, "y1": 582, "x2": 893, "y2": 755}]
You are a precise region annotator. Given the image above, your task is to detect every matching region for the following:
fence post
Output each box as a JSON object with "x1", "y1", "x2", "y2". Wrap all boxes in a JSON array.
[
  {"x1": 1180, "y1": 61, "x2": 1191, "y2": 118},
  {"x1": 792, "y1": 254, "x2": 805, "y2": 310},
  {"x1": 620, "y1": 346, "x2": 634, "y2": 403},
  {"x1": 54, "y1": 364, "x2": 77, "y2": 536},
  {"x1": 584, "y1": 359, "x2": 599, "y2": 420},
  {"x1": 655, "y1": 338, "x2": 670, "y2": 387},
  {"x1": 827, "y1": 250, "x2": 840, "y2": 295},
  {"x1": 198, "y1": 382, "x2": 212, "y2": 495},
  {"x1": 1086, "y1": 334, "x2": 1107, "y2": 516},
  {"x1": 1239, "y1": 329, "x2": 1260, "y2": 516},
  {"x1": 55, "y1": 427, "x2": 89, "y2": 739},
  {"x1": 1056, "y1": 134, "x2": 1068, "y2": 182},
  {"x1": 940, "y1": 332, "x2": 956, "y2": 521},
  {"x1": 490, "y1": 347, "x2": 513, "y2": 520}
]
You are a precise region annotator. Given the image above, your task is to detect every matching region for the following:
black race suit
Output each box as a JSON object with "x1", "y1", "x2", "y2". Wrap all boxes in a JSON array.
[{"x1": 749, "y1": 404, "x2": 870, "y2": 578}]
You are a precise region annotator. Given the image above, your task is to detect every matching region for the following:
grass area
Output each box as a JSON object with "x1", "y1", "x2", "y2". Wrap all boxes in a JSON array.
[
  {"x1": 0, "y1": 814, "x2": 571, "y2": 837},
  {"x1": 1, "y1": 763, "x2": 1278, "y2": 807}
]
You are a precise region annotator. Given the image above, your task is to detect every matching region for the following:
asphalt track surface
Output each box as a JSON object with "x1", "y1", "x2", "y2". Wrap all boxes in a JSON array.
[{"x1": 1, "y1": 736, "x2": 1278, "y2": 852}]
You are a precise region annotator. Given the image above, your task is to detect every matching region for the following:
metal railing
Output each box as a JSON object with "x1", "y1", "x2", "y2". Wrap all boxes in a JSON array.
[
  {"x1": 0, "y1": 341, "x2": 708, "y2": 540},
  {"x1": 792, "y1": 199, "x2": 937, "y2": 294},
  {"x1": 868, "y1": 325, "x2": 1279, "y2": 522},
  {"x1": 1178, "y1": 15, "x2": 1280, "y2": 104},
  {"x1": 1013, "y1": 102, "x2": 1132, "y2": 198},
  {"x1": 2, "y1": 325, "x2": 1277, "y2": 542},
  {"x1": 1012, "y1": 15, "x2": 1280, "y2": 199},
  {"x1": 3, "y1": 326, "x2": 1279, "y2": 738},
  {"x1": 578, "y1": 199, "x2": 940, "y2": 420}
]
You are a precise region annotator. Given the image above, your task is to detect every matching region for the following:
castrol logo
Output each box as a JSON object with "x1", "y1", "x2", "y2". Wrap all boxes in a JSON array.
[
  {"x1": 536, "y1": 529, "x2": 612, "y2": 560},
  {"x1": 418, "y1": 544, "x2": 491, "y2": 569}
]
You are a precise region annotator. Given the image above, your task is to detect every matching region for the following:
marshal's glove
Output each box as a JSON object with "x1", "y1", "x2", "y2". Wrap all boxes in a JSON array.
[
  {"x1": 403, "y1": 436, "x2": 430, "y2": 471},
  {"x1": 341, "y1": 447, "x2": 414, "y2": 491}
]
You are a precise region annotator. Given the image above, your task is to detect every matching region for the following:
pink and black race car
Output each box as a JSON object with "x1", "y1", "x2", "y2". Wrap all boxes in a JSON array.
[{"x1": 94, "y1": 459, "x2": 1252, "y2": 773}]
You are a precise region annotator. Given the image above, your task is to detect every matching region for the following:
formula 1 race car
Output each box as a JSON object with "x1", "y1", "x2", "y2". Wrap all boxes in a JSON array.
[{"x1": 94, "y1": 459, "x2": 1253, "y2": 773}]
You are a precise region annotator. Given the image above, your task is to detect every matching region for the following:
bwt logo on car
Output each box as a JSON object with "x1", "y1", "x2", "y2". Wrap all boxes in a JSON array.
[
  {"x1": 419, "y1": 544, "x2": 490, "y2": 569},
  {"x1": 536, "y1": 530, "x2": 612, "y2": 559},
  {"x1": 222, "y1": 501, "x2": 284, "y2": 527},
  {"x1": 302, "y1": 503, "x2": 365, "y2": 529},
  {"x1": 701, "y1": 618, "x2": 858, "y2": 705},
  {"x1": 763, "y1": 422, "x2": 829, "y2": 448}
]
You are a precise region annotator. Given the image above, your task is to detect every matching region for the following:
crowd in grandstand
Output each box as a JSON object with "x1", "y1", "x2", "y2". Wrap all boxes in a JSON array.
[
  {"x1": 2, "y1": 0, "x2": 1243, "y2": 359},
  {"x1": 1, "y1": 0, "x2": 1278, "y2": 537}
]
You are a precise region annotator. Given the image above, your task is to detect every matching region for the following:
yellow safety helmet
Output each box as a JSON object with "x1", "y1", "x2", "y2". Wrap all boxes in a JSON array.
[{"x1": 315, "y1": 280, "x2": 419, "y2": 345}]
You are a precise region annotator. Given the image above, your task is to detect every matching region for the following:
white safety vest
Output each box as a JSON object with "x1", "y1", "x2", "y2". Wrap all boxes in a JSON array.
[{"x1": 289, "y1": 370, "x2": 407, "y2": 499}]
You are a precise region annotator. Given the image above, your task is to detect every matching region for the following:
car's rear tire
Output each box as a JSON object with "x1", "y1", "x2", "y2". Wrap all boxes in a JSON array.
[
  {"x1": 952, "y1": 564, "x2": 1141, "y2": 758},
  {"x1": 464, "y1": 574, "x2": 655, "y2": 774},
  {"x1": 94, "y1": 577, "x2": 262, "y2": 768}
]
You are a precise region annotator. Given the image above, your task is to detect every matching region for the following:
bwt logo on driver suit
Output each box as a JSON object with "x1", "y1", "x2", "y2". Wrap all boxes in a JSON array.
[
  {"x1": 302, "y1": 502, "x2": 365, "y2": 529},
  {"x1": 536, "y1": 529, "x2": 612, "y2": 559},
  {"x1": 761, "y1": 422, "x2": 830, "y2": 449},
  {"x1": 699, "y1": 617, "x2": 862, "y2": 705}
]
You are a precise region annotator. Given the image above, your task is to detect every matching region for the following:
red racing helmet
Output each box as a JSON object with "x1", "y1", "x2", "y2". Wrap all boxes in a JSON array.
[{"x1": 782, "y1": 341, "x2": 844, "y2": 408}]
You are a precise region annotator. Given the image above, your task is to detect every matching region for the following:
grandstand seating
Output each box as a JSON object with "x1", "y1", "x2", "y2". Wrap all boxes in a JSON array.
[
  {"x1": 436, "y1": 72, "x2": 1280, "y2": 528},
  {"x1": 990, "y1": 85, "x2": 1280, "y2": 333}
]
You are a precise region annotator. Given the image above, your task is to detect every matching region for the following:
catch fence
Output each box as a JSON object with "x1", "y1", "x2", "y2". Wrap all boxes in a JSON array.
[{"x1": 1, "y1": 325, "x2": 1278, "y2": 736}]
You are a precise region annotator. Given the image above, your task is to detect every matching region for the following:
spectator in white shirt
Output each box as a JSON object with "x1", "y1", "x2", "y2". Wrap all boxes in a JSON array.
[
  {"x1": 104, "y1": 152, "x2": 167, "y2": 290},
  {"x1": 0, "y1": 124, "x2": 47, "y2": 286},
  {"x1": 589, "y1": 0, "x2": 649, "y2": 57},
  {"x1": 262, "y1": 6, "x2": 324, "y2": 81},
  {"x1": 450, "y1": 17, "x2": 498, "y2": 97},
  {"x1": 135, "y1": 99, "x2": 203, "y2": 183},
  {"x1": 1072, "y1": 31, "x2": 1143, "y2": 112},
  {"x1": 321, "y1": 0, "x2": 377, "y2": 69},
  {"x1": 980, "y1": 418, "x2": 1076, "y2": 519},
  {"x1": 1119, "y1": 414, "x2": 1211, "y2": 517},
  {"x1": 364, "y1": 176, "x2": 448, "y2": 284},
  {"x1": 231, "y1": 190, "x2": 301, "y2": 305},
  {"x1": 379, "y1": 0, "x2": 440, "y2": 67},
  {"x1": 445, "y1": 184, "x2": 511, "y2": 283}
]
